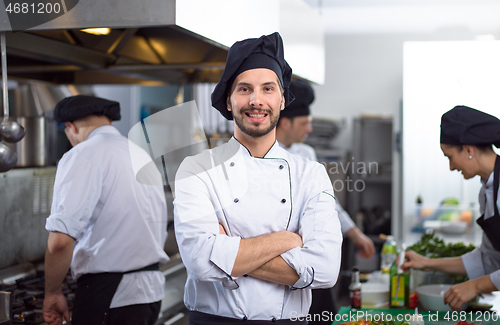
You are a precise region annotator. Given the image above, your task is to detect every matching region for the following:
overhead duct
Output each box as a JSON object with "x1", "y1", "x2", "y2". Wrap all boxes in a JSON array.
[{"x1": 0, "y1": 0, "x2": 324, "y2": 85}]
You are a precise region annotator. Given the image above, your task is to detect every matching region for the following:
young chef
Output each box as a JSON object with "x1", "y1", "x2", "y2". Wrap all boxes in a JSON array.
[
  {"x1": 42, "y1": 96, "x2": 169, "y2": 325},
  {"x1": 173, "y1": 32, "x2": 342, "y2": 324},
  {"x1": 276, "y1": 79, "x2": 375, "y2": 324},
  {"x1": 402, "y1": 105, "x2": 500, "y2": 311}
]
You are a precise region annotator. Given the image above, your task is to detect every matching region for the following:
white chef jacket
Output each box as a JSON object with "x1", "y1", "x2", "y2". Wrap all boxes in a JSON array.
[
  {"x1": 45, "y1": 125, "x2": 169, "y2": 308},
  {"x1": 462, "y1": 171, "x2": 500, "y2": 290},
  {"x1": 174, "y1": 137, "x2": 342, "y2": 321},
  {"x1": 279, "y1": 141, "x2": 355, "y2": 234}
]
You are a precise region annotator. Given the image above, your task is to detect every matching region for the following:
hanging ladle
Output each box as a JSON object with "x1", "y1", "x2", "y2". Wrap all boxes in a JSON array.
[
  {"x1": 0, "y1": 31, "x2": 21, "y2": 172},
  {"x1": 0, "y1": 32, "x2": 25, "y2": 143},
  {"x1": 0, "y1": 138, "x2": 16, "y2": 172}
]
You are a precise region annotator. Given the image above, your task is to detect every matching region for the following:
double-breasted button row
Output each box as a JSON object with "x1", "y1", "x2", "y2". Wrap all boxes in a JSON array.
[
  {"x1": 233, "y1": 198, "x2": 287, "y2": 204},
  {"x1": 229, "y1": 162, "x2": 284, "y2": 170}
]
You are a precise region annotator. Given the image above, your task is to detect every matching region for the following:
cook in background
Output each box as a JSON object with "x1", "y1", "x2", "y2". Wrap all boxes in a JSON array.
[
  {"x1": 276, "y1": 79, "x2": 375, "y2": 324},
  {"x1": 42, "y1": 95, "x2": 169, "y2": 325},
  {"x1": 174, "y1": 32, "x2": 342, "y2": 324},
  {"x1": 402, "y1": 105, "x2": 500, "y2": 311}
]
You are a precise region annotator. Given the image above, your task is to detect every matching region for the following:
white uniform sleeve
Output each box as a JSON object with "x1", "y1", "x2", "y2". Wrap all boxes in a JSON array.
[
  {"x1": 174, "y1": 158, "x2": 241, "y2": 288},
  {"x1": 308, "y1": 144, "x2": 354, "y2": 234},
  {"x1": 461, "y1": 248, "x2": 486, "y2": 280},
  {"x1": 336, "y1": 202, "x2": 355, "y2": 234},
  {"x1": 489, "y1": 270, "x2": 500, "y2": 290},
  {"x1": 280, "y1": 165, "x2": 343, "y2": 289},
  {"x1": 462, "y1": 245, "x2": 500, "y2": 290},
  {"x1": 45, "y1": 153, "x2": 103, "y2": 240}
]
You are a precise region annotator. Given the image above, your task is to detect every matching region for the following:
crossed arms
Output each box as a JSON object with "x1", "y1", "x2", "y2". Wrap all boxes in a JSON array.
[{"x1": 218, "y1": 224, "x2": 302, "y2": 285}]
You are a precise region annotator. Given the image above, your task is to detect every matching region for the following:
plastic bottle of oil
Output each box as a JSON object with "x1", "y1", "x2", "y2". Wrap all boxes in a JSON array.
[
  {"x1": 380, "y1": 235, "x2": 397, "y2": 274},
  {"x1": 389, "y1": 247, "x2": 409, "y2": 309}
]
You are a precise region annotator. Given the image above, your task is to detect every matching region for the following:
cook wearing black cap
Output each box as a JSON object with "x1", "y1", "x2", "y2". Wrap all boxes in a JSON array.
[
  {"x1": 174, "y1": 33, "x2": 342, "y2": 325},
  {"x1": 43, "y1": 95, "x2": 169, "y2": 325},
  {"x1": 403, "y1": 105, "x2": 500, "y2": 311},
  {"x1": 277, "y1": 80, "x2": 375, "y2": 324}
]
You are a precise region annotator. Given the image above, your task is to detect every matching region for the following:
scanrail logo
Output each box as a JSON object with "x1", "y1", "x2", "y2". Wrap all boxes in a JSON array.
[{"x1": 3, "y1": 0, "x2": 79, "y2": 31}]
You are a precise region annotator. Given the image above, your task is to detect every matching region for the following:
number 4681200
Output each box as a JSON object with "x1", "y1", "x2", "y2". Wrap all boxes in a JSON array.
[{"x1": 5, "y1": 2, "x2": 62, "y2": 14}]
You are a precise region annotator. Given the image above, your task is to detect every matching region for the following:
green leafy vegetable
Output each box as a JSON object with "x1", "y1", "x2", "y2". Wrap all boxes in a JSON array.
[{"x1": 406, "y1": 231, "x2": 475, "y2": 283}]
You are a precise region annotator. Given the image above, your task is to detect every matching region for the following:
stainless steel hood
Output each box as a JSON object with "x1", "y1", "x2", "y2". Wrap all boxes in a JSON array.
[
  {"x1": 2, "y1": 26, "x2": 228, "y2": 85},
  {"x1": 0, "y1": 0, "x2": 325, "y2": 85}
]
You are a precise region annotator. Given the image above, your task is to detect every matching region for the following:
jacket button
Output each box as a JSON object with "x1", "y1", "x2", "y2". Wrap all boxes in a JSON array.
[
  {"x1": 281, "y1": 199, "x2": 286, "y2": 203},
  {"x1": 243, "y1": 316, "x2": 248, "y2": 321},
  {"x1": 234, "y1": 198, "x2": 239, "y2": 203},
  {"x1": 279, "y1": 165, "x2": 284, "y2": 169},
  {"x1": 230, "y1": 162, "x2": 235, "y2": 167},
  {"x1": 272, "y1": 317, "x2": 277, "y2": 322}
]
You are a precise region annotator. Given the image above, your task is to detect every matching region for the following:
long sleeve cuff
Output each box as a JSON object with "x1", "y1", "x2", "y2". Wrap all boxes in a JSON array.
[
  {"x1": 462, "y1": 248, "x2": 486, "y2": 280},
  {"x1": 281, "y1": 247, "x2": 314, "y2": 289},
  {"x1": 489, "y1": 270, "x2": 500, "y2": 290},
  {"x1": 209, "y1": 234, "x2": 241, "y2": 289}
]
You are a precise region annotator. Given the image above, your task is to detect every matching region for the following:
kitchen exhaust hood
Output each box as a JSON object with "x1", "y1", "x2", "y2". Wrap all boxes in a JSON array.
[{"x1": 0, "y1": 0, "x2": 324, "y2": 85}]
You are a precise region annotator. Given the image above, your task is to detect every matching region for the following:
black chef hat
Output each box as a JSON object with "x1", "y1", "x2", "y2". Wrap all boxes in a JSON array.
[
  {"x1": 280, "y1": 80, "x2": 314, "y2": 118},
  {"x1": 440, "y1": 105, "x2": 500, "y2": 148},
  {"x1": 211, "y1": 32, "x2": 294, "y2": 120},
  {"x1": 54, "y1": 95, "x2": 121, "y2": 123}
]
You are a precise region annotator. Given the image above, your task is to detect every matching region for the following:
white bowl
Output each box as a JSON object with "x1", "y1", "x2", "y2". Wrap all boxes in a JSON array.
[
  {"x1": 416, "y1": 284, "x2": 468, "y2": 311},
  {"x1": 361, "y1": 283, "x2": 389, "y2": 309},
  {"x1": 439, "y1": 221, "x2": 468, "y2": 234}
]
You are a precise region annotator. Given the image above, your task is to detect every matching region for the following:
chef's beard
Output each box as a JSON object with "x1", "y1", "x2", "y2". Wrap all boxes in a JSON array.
[{"x1": 231, "y1": 106, "x2": 280, "y2": 138}]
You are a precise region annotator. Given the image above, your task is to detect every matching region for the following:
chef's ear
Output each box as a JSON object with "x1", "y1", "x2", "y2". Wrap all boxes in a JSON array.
[
  {"x1": 280, "y1": 96, "x2": 285, "y2": 111},
  {"x1": 64, "y1": 121, "x2": 78, "y2": 133},
  {"x1": 226, "y1": 96, "x2": 232, "y2": 111},
  {"x1": 463, "y1": 145, "x2": 474, "y2": 157},
  {"x1": 280, "y1": 116, "x2": 292, "y2": 130}
]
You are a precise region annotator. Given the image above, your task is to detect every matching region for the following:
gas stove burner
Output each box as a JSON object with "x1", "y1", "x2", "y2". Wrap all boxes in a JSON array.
[
  {"x1": 12, "y1": 309, "x2": 46, "y2": 324},
  {"x1": 1, "y1": 269, "x2": 77, "y2": 325}
]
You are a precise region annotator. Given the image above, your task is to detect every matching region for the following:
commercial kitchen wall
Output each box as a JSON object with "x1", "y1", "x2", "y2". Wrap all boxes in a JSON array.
[{"x1": 310, "y1": 28, "x2": 500, "y2": 152}]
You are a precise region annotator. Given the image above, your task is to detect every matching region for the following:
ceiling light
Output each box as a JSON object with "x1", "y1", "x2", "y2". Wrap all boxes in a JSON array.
[{"x1": 80, "y1": 28, "x2": 111, "y2": 35}]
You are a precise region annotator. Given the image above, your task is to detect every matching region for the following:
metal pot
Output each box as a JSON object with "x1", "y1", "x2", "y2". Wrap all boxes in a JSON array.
[
  {"x1": 5, "y1": 116, "x2": 57, "y2": 167},
  {"x1": 0, "y1": 291, "x2": 10, "y2": 324}
]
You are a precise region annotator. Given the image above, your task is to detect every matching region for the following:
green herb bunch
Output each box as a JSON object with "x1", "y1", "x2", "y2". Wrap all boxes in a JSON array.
[{"x1": 405, "y1": 231, "x2": 475, "y2": 283}]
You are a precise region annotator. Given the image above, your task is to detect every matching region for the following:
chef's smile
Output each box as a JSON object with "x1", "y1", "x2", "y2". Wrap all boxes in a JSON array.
[{"x1": 244, "y1": 110, "x2": 269, "y2": 123}]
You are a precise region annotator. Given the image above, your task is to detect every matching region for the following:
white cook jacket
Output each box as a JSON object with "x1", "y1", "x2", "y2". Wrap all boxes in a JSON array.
[
  {"x1": 279, "y1": 141, "x2": 355, "y2": 234},
  {"x1": 45, "y1": 126, "x2": 169, "y2": 308},
  {"x1": 462, "y1": 171, "x2": 500, "y2": 289},
  {"x1": 174, "y1": 138, "x2": 342, "y2": 321}
]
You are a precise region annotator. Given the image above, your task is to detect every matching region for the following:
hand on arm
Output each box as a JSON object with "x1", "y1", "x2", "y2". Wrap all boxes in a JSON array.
[
  {"x1": 402, "y1": 251, "x2": 466, "y2": 275},
  {"x1": 218, "y1": 224, "x2": 301, "y2": 285},
  {"x1": 444, "y1": 275, "x2": 497, "y2": 311},
  {"x1": 231, "y1": 231, "x2": 303, "y2": 277},
  {"x1": 43, "y1": 231, "x2": 75, "y2": 325},
  {"x1": 248, "y1": 257, "x2": 300, "y2": 286},
  {"x1": 345, "y1": 227, "x2": 375, "y2": 258}
]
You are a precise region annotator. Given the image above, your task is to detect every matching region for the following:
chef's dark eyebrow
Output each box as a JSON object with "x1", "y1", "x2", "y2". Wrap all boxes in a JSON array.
[
  {"x1": 235, "y1": 82, "x2": 251, "y2": 88},
  {"x1": 235, "y1": 81, "x2": 279, "y2": 88},
  {"x1": 262, "y1": 81, "x2": 279, "y2": 87}
]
